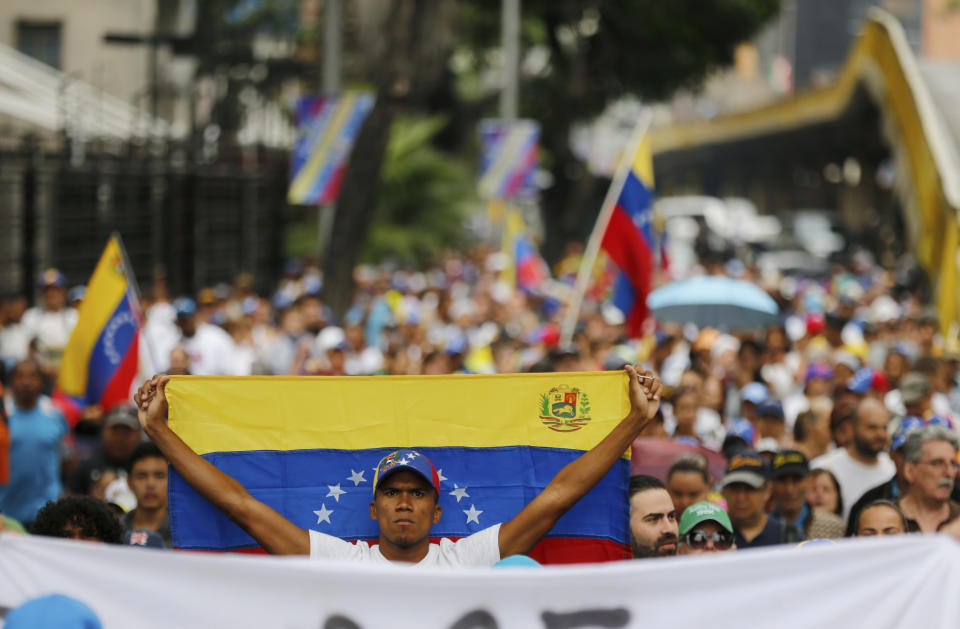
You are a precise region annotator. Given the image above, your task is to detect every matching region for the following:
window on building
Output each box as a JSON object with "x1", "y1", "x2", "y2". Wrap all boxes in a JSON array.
[{"x1": 16, "y1": 21, "x2": 62, "y2": 69}]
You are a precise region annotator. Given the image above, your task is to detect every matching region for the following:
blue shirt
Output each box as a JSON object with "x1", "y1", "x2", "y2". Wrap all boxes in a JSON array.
[
  {"x1": 0, "y1": 401, "x2": 67, "y2": 523},
  {"x1": 733, "y1": 514, "x2": 798, "y2": 549}
]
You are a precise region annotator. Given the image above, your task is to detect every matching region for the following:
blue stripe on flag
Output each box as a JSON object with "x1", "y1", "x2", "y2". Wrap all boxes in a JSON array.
[
  {"x1": 83, "y1": 294, "x2": 138, "y2": 404},
  {"x1": 169, "y1": 446, "x2": 628, "y2": 551},
  {"x1": 618, "y1": 172, "x2": 654, "y2": 246},
  {"x1": 611, "y1": 271, "x2": 636, "y2": 319}
]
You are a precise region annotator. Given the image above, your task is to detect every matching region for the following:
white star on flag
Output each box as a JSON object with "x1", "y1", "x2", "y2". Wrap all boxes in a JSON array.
[
  {"x1": 463, "y1": 504, "x2": 483, "y2": 525},
  {"x1": 326, "y1": 484, "x2": 346, "y2": 502},
  {"x1": 347, "y1": 469, "x2": 366, "y2": 486},
  {"x1": 398, "y1": 458, "x2": 409, "y2": 466},
  {"x1": 313, "y1": 504, "x2": 333, "y2": 525},
  {"x1": 437, "y1": 469, "x2": 448, "y2": 483},
  {"x1": 406, "y1": 451, "x2": 419, "y2": 459},
  {"x1": 449, "y1": 484, "x2": 469, "y2": 503}
]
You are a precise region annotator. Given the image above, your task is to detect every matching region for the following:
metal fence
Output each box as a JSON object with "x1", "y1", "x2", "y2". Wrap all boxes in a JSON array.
[{"x1": 0, "y1": 137, "x2": 289, "y2": 300}]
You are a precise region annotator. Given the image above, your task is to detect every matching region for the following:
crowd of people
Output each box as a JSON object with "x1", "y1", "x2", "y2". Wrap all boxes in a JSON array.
[{"x1": 0, "y1": 241, "x2": 959, "y2": 565}]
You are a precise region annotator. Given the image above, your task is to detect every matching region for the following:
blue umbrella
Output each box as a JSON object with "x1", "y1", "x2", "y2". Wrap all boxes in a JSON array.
[{"x1": 647, "y1": 276, "x2": 780, "y2": 330}]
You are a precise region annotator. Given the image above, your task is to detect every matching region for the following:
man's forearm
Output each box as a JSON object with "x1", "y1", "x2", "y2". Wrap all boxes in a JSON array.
[
  {"x1": 544, "y1": 409, "x2": 647, "y2": 511},
  {"x1": 147, "y1": 422, "x2": 251, "y2": 521}
]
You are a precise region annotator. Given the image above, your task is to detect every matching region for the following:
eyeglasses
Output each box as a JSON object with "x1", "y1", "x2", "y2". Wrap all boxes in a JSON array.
[{"x1": 682, "y1": 529, "x2": 734, "y2": 550}]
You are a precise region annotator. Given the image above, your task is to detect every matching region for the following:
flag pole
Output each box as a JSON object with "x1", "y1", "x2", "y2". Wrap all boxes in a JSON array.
[
  {"x1": 112, "y1": 231, "x2": 158, "y2": 374},
  {"x1": 559, "y1": 110, "x2": 653, "y2": 345}
]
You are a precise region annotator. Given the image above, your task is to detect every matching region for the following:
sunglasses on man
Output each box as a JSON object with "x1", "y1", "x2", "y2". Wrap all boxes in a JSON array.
[{"x1": 682, "y1": 529, "x2": 734, "y2": 550}]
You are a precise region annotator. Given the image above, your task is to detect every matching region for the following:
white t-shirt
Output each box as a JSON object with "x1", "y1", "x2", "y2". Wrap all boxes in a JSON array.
[
  {"x1": 182, "y1": 323, "x2": 237, "y2": 375},
  {"x1": 308, "y1": 524, "x2": 502, "y2": 567},
  {"x1": 811, "y1": 449, "x2": 896, "y2": 522},
  {"x1": 20, "y1": 307, "x2": 77, "y2": 361}
]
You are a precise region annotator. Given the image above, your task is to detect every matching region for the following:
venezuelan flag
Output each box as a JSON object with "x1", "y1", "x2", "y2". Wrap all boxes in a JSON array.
[
  {"x1": 56, "y1": 236, "x2": 141, "y2": 420},
  {"x1": 501, "y1": 210, "x2": 549, "y2": 294},
  {"x1": 601, "y1": 132, "x2": 655, "y2": 338},
  {"x1": 166, "y1": 372, "x2": 634, "y2": 564}
]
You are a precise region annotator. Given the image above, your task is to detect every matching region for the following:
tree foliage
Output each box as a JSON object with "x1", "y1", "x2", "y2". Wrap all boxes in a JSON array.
[
  {"x1": 362, "y1": 116, "x2": 474, "y2": 266},
  {"x1": 455, "y1": 0, "x2": 782, "y2": 257}
]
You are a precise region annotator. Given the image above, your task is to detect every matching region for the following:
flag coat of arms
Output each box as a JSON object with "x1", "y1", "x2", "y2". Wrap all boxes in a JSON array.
[
  {"x1": 166, "y1": 372, "x2": 634, "y2": 563},
  {"x1": 56, "y1": 236, "x2": 141, "y2": 417}
]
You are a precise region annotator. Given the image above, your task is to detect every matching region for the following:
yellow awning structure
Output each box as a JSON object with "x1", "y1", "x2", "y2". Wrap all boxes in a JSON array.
[{"x1": 651, "y1": 9, "x2": 960, "y2": 330}]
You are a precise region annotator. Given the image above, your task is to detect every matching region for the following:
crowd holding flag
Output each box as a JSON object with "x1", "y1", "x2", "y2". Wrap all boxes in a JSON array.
[{"x1": 54, "y1": 235, "x2": 143, "y2": 425}]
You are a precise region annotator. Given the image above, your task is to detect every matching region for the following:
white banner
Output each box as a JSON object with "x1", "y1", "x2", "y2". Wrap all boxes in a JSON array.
[{"x1": 0, "y1": 534, "x2": 958, "y2": 628}]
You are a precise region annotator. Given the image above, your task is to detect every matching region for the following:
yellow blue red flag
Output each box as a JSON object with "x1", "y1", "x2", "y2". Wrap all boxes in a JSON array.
[
  {"x1": 56, "y1": 236, "x2": 141, "y2": 419},
  {"x1": 166, "y1": 372, "x2": 633, "y2": 564},
  {"x1": 600, "y1": 132, "x2": 655, "y2": 337}
]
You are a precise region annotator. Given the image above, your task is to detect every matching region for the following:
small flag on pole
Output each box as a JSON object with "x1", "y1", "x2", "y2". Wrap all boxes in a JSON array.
[
  {"x1": 501, "y1": 210, "x2": 549, "y2": 294},
  {"x1": 55, "y1": 235, "x2": 142, "y2": 422},
  {"x1": 560, "y1": 113, "x2": 657, "y2": 343},
  {"x1": 600, "y1": 130, "x2": 656, "y2": 336},
  {"x1": 477, "y1": 120, "x2": 540, "y2": 200}
]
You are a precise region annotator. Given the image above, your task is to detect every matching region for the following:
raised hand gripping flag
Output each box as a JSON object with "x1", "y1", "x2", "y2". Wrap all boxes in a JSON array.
[
  {"x1": 56, "y1": 236, "x2": 141, "y2": 419},
  {"x1": 166, "y1": 372, "x2": 634, "y2": 564}
]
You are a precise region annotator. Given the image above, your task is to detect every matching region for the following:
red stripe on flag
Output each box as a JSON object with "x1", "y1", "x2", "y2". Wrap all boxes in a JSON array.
[
  {"x1": 601, "y1": 204, "x2": 653, "y2": 335},
  {"x1": 99, "y1": 340, "x2": 139, "y2": 412},
  {"x1": 205, "y1": 537, "x2": 629, "y2": 565}
]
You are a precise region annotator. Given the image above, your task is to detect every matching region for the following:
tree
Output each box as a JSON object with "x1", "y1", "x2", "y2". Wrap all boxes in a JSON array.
[
  {"x1": 322, "y1": 0, "x2": 459, "y2": 318},
  {"x1": 363, "y1": 116, "x2": 474, "y2": 267}
]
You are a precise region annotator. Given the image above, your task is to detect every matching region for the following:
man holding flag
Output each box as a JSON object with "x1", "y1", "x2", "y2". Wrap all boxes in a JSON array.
[{"x1": 134, "y1": 365, "x2": 661, "y2": 565}]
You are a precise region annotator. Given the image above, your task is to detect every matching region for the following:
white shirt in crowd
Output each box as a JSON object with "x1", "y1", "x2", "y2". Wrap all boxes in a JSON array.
[
  {"x1": 182, "y1": 323, "x2": 242, "y2": 376},
  {"x1": 20, "y1": 306, "x2": 78, "y2": 360},
  {"x1": 811, "y1": 449, "x2": 896, "y2": 522},
  {"x1": 0, "y1": 321, "x2": 31, "y2": 362},
  {"x1": 308, "y1": 523, "x2": 502, "y2": 567}
]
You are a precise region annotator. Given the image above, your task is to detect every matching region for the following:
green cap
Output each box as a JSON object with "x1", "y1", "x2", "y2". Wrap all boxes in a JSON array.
[{"x1": 679, "y1": 501, "x2": 734, "y2": 536}]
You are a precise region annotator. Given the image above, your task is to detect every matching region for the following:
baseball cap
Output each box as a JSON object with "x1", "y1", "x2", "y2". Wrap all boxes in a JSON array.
[
  {"x1": 805, "y1": 362, "x2": 834, "y2": 383},
  {"x1": 847, "y1": 367, "x2": 874, "y2": 394},
  {"x1": 104, "y1": 405, "x2": 140, "y2": 430},
  {"x1": 38, "y1": 268, "x2": 66, "y2": 289},
  {"x1": 173, "y1": 297, "x2": 196, "y2": 319},
  {"x1": 679, "y1": 501, "x2": 734, "y2": 536},
  {"x1": 4, "y1": 594, "x2": 102, "y2": 629},
  {"x1": 722, "y1": 451, "x2": 769, "y2": 489},
  {"x1": 771, "y1": 450, "x2": 810, "y2": 478},
  {"x1": 726, "y1": 416, "x2": 756, "y2": 445},
  {"x1": 890, "y1": 416, "x2": 925, "y2": 451},
  {"x1": 899, "y1": 372, "x2": 930, "y2": 405},
  {"x1": 372, "y1": 448, "x2": 440, "y2": 496},
  {"x1": 756, "y1": 398, "x2": 784, "y2": 419},
  {"x1": 755, "y1": 437, "x2": 781, "y2": 455},
  {"x1": 124, "y1": 528, "x2": 166, "y2": 549},
  {"x1": 740, "y1": 382, "x2": 769, "y2": 405}
]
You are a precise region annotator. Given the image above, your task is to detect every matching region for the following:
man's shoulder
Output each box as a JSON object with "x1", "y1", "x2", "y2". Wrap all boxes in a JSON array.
[{"x1": 811, "y1": 448, "x2": 845, "y2": 469}]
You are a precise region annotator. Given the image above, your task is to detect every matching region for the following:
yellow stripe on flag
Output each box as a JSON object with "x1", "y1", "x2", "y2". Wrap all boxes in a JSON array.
[
  {"x1": 167, "y1": 372, "x2": 632, "y2": 455},
  {"x1": 630, "y1": 133, "x2": 655, "y2": 188},
  {"x1": 58, "y1": 237, "x2": 128, "y2": 396}
]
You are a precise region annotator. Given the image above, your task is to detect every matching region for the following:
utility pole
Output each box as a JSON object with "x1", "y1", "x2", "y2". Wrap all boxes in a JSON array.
[
  {"x1": 323, "y1": 0, "x2": 342, "y2": 94},
  {"x1": 500, "y1": 0, "x2": 520, "y2": 120},
  {"x1": 318, "y1": 0, "x2": 342, "y2": 256}
]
